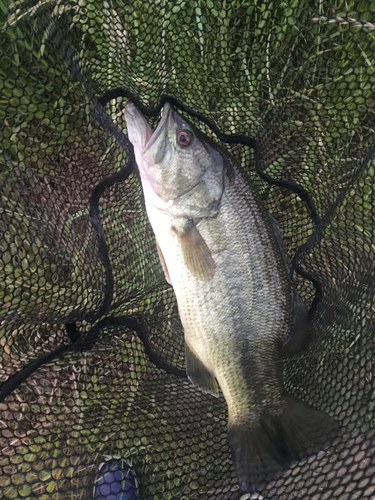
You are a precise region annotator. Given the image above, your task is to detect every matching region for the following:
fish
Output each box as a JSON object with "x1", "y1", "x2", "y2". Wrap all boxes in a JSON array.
[{"x1": 124, "y1": 101, "x2": 339, "y2": 492}]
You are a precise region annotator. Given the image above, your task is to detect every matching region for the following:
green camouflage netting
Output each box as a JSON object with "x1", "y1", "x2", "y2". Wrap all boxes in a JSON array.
[{"x1": 0, "y1": 1, "x2": 374, "y2": 499}]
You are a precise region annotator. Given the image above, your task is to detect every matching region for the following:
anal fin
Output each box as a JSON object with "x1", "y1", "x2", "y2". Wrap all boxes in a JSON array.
[{"x1": 185, "y1": 343, "x2": 219, "y2": 396}]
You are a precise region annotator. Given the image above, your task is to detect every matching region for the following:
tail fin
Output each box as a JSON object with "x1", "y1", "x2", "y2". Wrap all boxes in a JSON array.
[{"x1": 228, "y1": 396, "x2": 340, "y2": 493}]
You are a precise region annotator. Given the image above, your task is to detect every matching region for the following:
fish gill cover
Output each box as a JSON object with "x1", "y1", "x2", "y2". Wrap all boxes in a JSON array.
[{"x1": 0, "y1": 1, "x2": 374, "y2": 499}]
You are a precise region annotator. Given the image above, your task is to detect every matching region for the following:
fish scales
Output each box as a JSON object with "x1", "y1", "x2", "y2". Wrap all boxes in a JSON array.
[
  {"x1": 124, "y1": 101, "x2": 340, "y2": 493},
  {"x1": 154, "y1": 176, "x2": 289, "y2": 409}
]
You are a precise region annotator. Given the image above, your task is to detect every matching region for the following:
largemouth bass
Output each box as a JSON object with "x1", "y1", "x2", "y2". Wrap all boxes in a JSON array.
[{"x1": 124, "y1": 102, "x2": 338, "y2": 492}]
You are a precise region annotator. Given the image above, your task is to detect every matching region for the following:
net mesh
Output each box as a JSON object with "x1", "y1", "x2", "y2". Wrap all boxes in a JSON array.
[{"x1": 0, "y1": 1, "x2": 374, "y2": 498}]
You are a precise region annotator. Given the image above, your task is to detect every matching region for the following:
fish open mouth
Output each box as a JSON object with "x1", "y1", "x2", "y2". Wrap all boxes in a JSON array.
[
  {"x1": 144, "y1": 102, "x2": 172, "y2": 152},
  {"x1": 125, "y1": 101, "x2": 173, "y2": 154}
]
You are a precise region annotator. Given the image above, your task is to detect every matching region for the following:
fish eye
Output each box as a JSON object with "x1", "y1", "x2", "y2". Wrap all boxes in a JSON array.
[{"x1": 177, "y1": 130, "x2": 192, "y2": 147}]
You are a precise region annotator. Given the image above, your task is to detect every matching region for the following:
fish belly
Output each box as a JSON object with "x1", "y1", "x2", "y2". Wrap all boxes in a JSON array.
[{"x1": 146, "y1": 174, "x2": 290, "y2": 409}]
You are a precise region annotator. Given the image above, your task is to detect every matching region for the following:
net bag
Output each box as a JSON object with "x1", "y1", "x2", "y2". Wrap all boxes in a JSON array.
[{"x1": 0, "y1": 1, "x2": 374, "y2": 499}]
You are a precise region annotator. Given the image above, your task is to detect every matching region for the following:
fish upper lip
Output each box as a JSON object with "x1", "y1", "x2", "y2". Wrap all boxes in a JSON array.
[{"x1": 144, "y1": 102, "x2": 172, "y2": 152}]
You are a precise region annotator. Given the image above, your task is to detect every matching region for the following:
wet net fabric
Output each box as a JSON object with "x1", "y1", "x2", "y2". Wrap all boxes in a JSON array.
[{"x1": 0, "y1": 1, "x2": 375, "y2": 499}]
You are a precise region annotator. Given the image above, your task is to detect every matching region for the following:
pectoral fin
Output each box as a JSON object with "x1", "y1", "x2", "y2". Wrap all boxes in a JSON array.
[
  {"x1": 155, "y1": 238, "x2": 171, "y2": 284},
  {"x1": 175, "y1": 224, "x2": 215, "y2": 281},
  {"x1": 185, "y1": 343, "x2": 219, "y2": 396}
]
